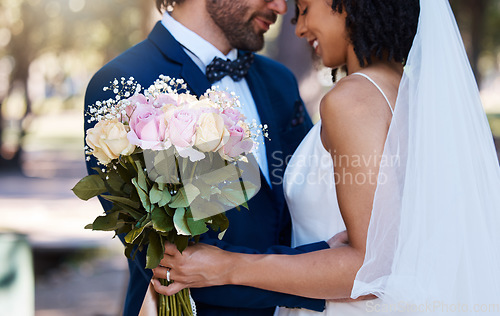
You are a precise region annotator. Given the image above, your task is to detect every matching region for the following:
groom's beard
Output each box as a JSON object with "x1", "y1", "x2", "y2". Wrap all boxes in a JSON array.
[{"x1": 206, "y1": 0, "x2": 276, "y2": 52}]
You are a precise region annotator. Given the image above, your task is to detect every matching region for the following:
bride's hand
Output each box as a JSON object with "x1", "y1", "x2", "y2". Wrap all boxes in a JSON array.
[
  {"x1": 327, "y1": 230, "x2": 349, "y2": 248},
  {"x1": 151, "y1": 242, "x2": 232, "y2": 296}
]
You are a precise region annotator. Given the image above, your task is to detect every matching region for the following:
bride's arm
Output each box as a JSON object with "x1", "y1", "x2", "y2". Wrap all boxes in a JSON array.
[{"x1": 153, "y1": 78, "x2": 390, "y2": 300}]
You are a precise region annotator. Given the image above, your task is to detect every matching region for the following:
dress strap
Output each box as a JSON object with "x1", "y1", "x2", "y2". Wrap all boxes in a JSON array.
[{"x1": 352, "y1": 72, "x2": 394, "y2": 115}]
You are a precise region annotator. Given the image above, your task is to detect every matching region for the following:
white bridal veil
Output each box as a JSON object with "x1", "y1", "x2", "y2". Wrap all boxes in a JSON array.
[{"x1": 351, "y1": 0, "x2": 500, "y2": 313}]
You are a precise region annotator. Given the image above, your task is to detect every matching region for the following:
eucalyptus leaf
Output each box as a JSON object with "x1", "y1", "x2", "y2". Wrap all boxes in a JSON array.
[
  {"x1": 149, "y1": 183, "x2": 163, "y2": 204},
  {"x1": 135, "y1": 160, "x2": 149, "y2": 192},
  {"x1": 158, "y1": 189, "x2": 172, "y2": 207},
  {"x1": 169, "y1": 183, "x2": 199, "y2": 209},
  {"x1": 151, "y1": 207, "x2": 174, "y2": 233},
  {"x1": 169, "y1": 191, "x2": 189, "y2": 208},
  {"x1": 72, "y1": 174, "x2": 107, "y2": 201},
  {"x1": 173, "y1": 207, "x2": 191, "y2": 236},
  {"x1": 132, "y1": 178, "x2": 151, "y2": 212},
  {"x1": 187, "y1": 217, "x2": 209, "y2": 236},
  {"x1": 146, "y1": 233, "x2": 164, "y2": 269}
]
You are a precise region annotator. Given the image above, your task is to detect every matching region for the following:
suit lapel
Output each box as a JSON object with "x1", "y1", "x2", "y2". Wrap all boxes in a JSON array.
[
  {"x1": 147, "y1": 22, "x2": 211, "y2": 97},
  {"x1": 245, "y1": 61, "x2": 285, "y2": 210}
]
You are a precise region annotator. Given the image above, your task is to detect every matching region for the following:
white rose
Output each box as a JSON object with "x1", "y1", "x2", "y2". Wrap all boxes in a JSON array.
[
  {"x1": 86, "y1": 120, "x2": 135, "y2": 164},
  {"x1": 195, "y1": 113, "x2": 229, "y2": 152}
]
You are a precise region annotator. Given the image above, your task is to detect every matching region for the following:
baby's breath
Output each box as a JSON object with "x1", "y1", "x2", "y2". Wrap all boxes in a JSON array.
[{"x1": 85, "y1": 77, "x2": 139, "y2": 124}]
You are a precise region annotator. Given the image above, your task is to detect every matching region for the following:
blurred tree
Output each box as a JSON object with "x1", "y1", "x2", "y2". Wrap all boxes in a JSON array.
[
  {"x1": 0, "y1": 0, "x2": 158, "y2": 171},
  {"x1": 450, "y1": 0, "x2": 499, "y2": 85}
]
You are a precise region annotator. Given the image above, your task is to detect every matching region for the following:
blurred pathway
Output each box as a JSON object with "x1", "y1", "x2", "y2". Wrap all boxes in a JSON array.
[{"x1": 0, "y1": 150, "x2": 128, "y2": 316}]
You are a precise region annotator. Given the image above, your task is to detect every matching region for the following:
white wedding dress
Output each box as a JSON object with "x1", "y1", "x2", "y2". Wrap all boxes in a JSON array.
[{"x1": 276, "y1": 73, "x2": 391, "y2": 316}]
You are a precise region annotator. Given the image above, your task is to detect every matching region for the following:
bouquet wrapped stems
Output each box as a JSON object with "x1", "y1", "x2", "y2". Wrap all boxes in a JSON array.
[{"x1": 159, "y1": 280, "x2": 193, "y2": 316}]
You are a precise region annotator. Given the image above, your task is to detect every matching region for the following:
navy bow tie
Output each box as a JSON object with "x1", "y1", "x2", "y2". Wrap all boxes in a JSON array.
[{"x1": 206, "y1": 53, "x2": 254, "y2": 83}]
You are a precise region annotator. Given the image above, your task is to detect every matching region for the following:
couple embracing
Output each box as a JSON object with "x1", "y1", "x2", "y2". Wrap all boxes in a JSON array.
[{"x1": 85, "y1": 0, "x2": 500, "y2": 315}]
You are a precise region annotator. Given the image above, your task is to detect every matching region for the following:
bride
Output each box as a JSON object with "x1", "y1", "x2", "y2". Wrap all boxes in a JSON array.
[{"x1": 151, "y1": 0, "x2": 500, "y2": 314}]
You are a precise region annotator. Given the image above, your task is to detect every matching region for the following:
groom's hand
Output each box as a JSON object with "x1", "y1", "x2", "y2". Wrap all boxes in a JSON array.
[{"x1": 327, "y1": 230, "x2": 349, "y2": 248}]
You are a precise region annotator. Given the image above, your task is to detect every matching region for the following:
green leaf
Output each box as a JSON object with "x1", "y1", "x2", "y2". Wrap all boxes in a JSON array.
[
  {"x1": 105, "y1": 169, "x2": 126, "y2": 195},
  {"x1": 135, "y1": 160, "x2": 149, "y2": 191},
  {"x1": 158, "y1": 182, "x2": 165, "y2": 191},
  {"x1": 187, "y1": 217, "x2": 209, "y2": 236},
  {"x1": 71, "y1": 174, "x2": 107, "y2": 200},
  {"x1": 151, "y1": 207, "x2": 174, "y2": 233},
  {"x1": 169, "y1": 191, "x2": 189, "y2": 208},
  {"x1": 132, "y1": 178, "x2": 151, "y2": 212},
  {"x1": 102, "y1": 195, "x2": 141, "y2": 209},
  {"x1": 173, "y1": 207, "x2": 191, "y2": 236},
  {"x1": 146, "y1": 233, "x2": 164, "y2": 269},
  {"x1": 124, "y1": 225, "x2": 147, "y2": 244},
  {"x1": 174, "y1": 235, "x2": 190, "y2": 253},
  {"x1": 91, "y1": 212, "x2": 121, "y2": 231},
  {"x1": 149, "y1": 183, "x2": 163, "y2": 204},
  {"x1": 169, "y1": 183, "x2": 200, "y2": 208},
  {"x1": 209, "y1": 213, "x2": 229, "y2": 233},
  {"x1": 115, "y1": 224, "x2": 133, "y2": 236},
  {"x1": 84, "y1": 223, "x2": 93, "y2": 229},
  {"x1": 158, "y1": 189, "x2": 172, "y2": 207},
  {"x1": 150, "y1": 183, "x2": 172, "y2": 207},
  {"x1": 124, "y1": 243, "x2": 134, "y2": 259}
]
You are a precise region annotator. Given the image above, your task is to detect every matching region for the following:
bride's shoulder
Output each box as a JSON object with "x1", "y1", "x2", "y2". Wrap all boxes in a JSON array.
[
  {"x1": 320, "y1": 74, "x2": 376, "y2": 124},
  {"x1": 319, "y1": 74, "x2": 390, "y2": 152}
]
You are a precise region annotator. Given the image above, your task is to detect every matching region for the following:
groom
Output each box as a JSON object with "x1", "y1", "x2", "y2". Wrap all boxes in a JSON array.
[{"x1": 84, "y1": 0, "x2": 330, "y2": 315}]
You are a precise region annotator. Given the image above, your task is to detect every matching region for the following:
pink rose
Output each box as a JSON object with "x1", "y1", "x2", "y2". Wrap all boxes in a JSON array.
[
  {"x1": 122, "y1": 94, "x2": 148, "y2": 121},
  {"x1": 127, "y1": 104, "x2": 168, "y2": 150},
  {"x1": 168, "y1": 109, "x2": 198, "y2": 148},
  {"x1": 222, "y1": 108, "x2": 245, "y2": 128},
  {"x1": 222, "y1": 125, "x2": 254, "y2": 158},
  {"x1": 152, "y1": 93, "x2": 178, "y2": 108}
]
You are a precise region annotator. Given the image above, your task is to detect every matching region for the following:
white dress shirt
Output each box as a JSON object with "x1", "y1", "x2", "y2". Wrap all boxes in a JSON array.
[{"x1": 161, "y1": 13, "x2": 271, "y2": 186}]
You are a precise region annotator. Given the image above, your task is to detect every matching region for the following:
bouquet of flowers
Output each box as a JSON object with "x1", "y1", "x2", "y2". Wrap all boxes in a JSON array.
[{"x1": 72, "y1": 75, "x2": 265, "y2": 315}]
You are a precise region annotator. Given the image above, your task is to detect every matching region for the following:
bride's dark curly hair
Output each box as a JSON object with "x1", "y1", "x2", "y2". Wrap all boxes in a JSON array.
[{"x1": 294, "y1": 0, "x2": 420, "y2": 67}]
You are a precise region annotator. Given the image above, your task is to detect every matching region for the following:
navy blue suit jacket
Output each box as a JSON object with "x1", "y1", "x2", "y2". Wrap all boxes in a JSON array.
[{"x1": 84, "y1": 22, "x2": 328, "y2": 316}]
